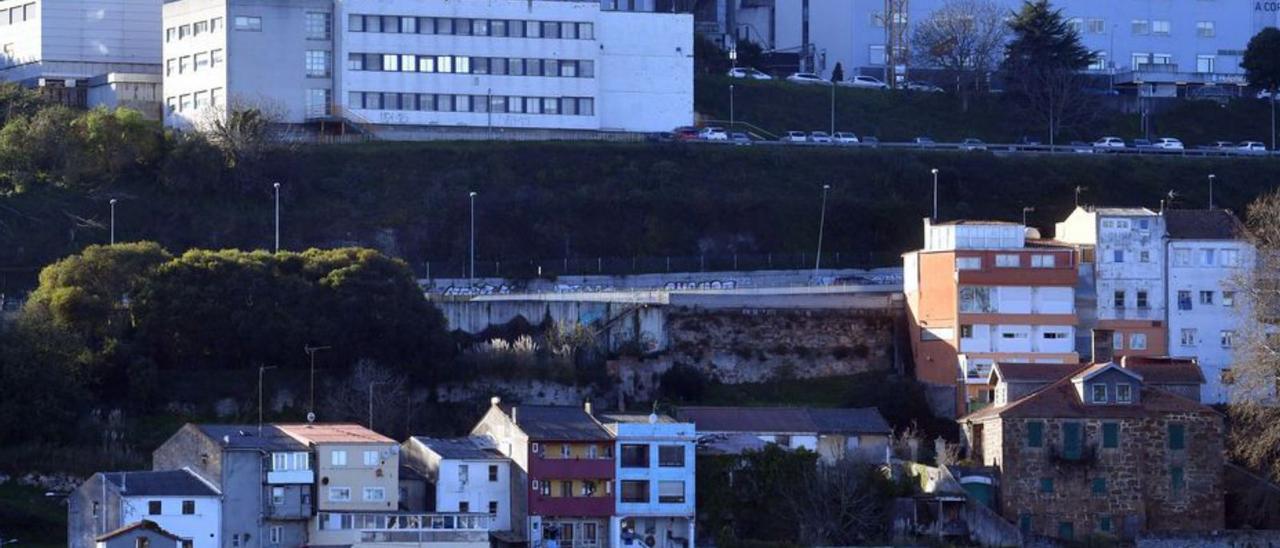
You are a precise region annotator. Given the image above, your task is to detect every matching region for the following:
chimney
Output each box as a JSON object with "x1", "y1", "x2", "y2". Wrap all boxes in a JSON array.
[
  {"x1": 490, "y1": 396, "x2": 501, "y2": 407},
  {"x1": 584, "y1": 401, "x2": 593, "y2": 416},
  {"x1": 511, "y1": 406, "x2": 518, "y2": 424}
]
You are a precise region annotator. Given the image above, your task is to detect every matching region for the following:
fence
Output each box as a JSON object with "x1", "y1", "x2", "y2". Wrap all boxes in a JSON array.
[{"x1": 414, "y1": 250, "x2": 901, "y2": 280}]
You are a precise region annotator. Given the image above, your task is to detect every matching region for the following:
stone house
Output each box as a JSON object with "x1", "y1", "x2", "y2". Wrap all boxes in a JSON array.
[{"x1": 961, "y1": 362, "x2": 1224, "y2": 542}]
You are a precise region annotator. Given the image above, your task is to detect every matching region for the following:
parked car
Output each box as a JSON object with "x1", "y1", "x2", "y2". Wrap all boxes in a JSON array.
[
  {"x1": 1093, "y1": 137, "x2": 1125, "y2": 149},
  {"x1": 1154, "y1": 138, "x2": 1185, "y2": 150},
  {"x1": 913, "y1": 136, "x2": 937, "y2": 147},
  {"x1": 842, "y1": 75, "x2": 888, "y2": 89},
  {"x1": 1069, "y1": 141, "x2": 1095, "y2": 154},
  {"x1": 729, "y1": 132, "x2": 753, "y2": 145},
  {"x1": 1206, "y1": 141, "x2": 1237, "y2": 149},
  {"x1": 727, "y1": 67, "x2": 772, "y2": 80},
  {"x1": 1258, "y1": 89, "x2": 1278, "y2": 101},
  {"x1": 786, "y1": 72, "x2": 829, "y2": 85},
  {"x1": 808, "y1": 131, "x2": 834, "y2": 144},
  {"x1": 646, "y1": 132, "x2": 675, "y2": 143},
  {"x1": 673, "y1": 126, "x2": 699, "y2": 142},
  {"x1": 861, "y1": 136, "x2": 881, "y2": 147},
  {"x1": 782, "y1": 131, "x2": 809, "y2": 143},
  {"x1": 1132, "y1": 138, "x2": 1154, "y2": 149},
  {"x1": 833, "y1": 132, "x2": 860, "y2": 144},
  {"x1": 1239, "y1": 141, "x2": 1268, "y2": 153},
  {"x1": 960, "y1": 138, "x2": 987, "y2": 151},
  {"x1": 905, "y1": 81, "x2": 944, "y2": 93},
  {"x1": 1017, "y1": 136, "x2": 1042, "y2": 146},
  {"x1": 698, "y1": 127, "x2": 728, "y2": 141}
]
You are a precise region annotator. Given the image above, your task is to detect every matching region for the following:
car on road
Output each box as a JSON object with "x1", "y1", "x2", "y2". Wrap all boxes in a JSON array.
[
  {"x1": 727, "y1": 67, "x2": 772, "y2": 80},
  {"x1": 1132, "y1": 139, "x2": 1154, "y2": 149},
  {"x1": 673, "y1": 126, "x2": 699, "y2": 142},
  {"x1": 913, "y1": 136, "x2": 937, "y2": 148},
  {"x1": 808, "y1": 131, "x2": 834, "y2": 144},
  {"x1": 1206, "y1": 141, "x2": 1237, "y2": 149},
  {"x1": 1093, "y1": 137, "x2": 1125, "y2": 149},
  {"x1": 698, "y1": 127, "x2": 728, "y2": 141},
  {"x1": 861, "y1": 136, "x2": 881, "y2": 147},
  {"x1": 1069, "y1": 141, "x2": 1095, "y2": 153},
  {"x1": 1258, "y1": 89, "x2": 1278, "y2": 101},
  {"x1": 1240, "y1": 141, "x2": 1268, "y2": 153},
  {"x1": 833, "y1": 132, "x2": 860, "y2": 144},
  {"x1": 1154, "y1": 137, "x2": 1185, "y2": 150},
  {"x1": 729, "y1": 132, "x2": 753, "y2": 145},
  {"x1": 960, "y1": 138, "x2": 987, "y2": 151},
  {"x1": 786, "y1": 72, "x2": 830, "y2": 85},
  {"x1": 841, "y1": 75, "x2": 888, "y2": 89},
  {"x1": 782, "y1": 131, "x2": 809, "y2": 143},
  {"x1": 905, "y1": 81, "x2": 944, "y2": 93},
  {"x1": 1018, "y1": 136, "x2": 1043, "y2": 146}
]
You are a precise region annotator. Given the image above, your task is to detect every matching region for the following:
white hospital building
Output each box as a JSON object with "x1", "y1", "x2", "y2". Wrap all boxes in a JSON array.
[{"x1": 161, "y1": 0, "x2": 694, "y2": 137}]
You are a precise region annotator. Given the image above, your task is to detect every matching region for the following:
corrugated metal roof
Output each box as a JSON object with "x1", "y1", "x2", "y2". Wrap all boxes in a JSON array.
[
  {"x1": 1164, "y1": 209, "x2": 1246, "y2": 240},
  {"x1": 411, "y1": 437, "x2": 506, "y2": 460},
  {"x1": 192, "y1": 424, "x2": 309, "y2": 451}
]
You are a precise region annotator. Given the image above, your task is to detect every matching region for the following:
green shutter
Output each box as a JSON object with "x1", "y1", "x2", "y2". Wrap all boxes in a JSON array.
[
  {"x1": 1100, "y1": 515, "x2": 1112, "y2": 532},
  {"x1": 1058, "y1": 521, "x2": 1075, "y2": 540},
  {"x1": 1169, "y1": 424, "x2": 1186, "y2": 450},
  {"x1": 1091, "y1": 477, "x2": 1107, "y2": 495},
  {"x1": 1027, "y1": 421, "x2": 1044, "y2": 448},
  {"x1": 1171, "y1": 466, "x2": 1185, "y2": 491},
  {"x1": 1102, "y1": 423, "x2": 1119, "y2": 448},
  {"x1": 1040, "y1": 478, "x2": 1054, "y2": 493},
  {"x1": 1019, "y1": 514, "x2": 1032, "y2": 536},
  {"x1": 1063, "y1": 423, "x2": 1081, "y2": 459}
]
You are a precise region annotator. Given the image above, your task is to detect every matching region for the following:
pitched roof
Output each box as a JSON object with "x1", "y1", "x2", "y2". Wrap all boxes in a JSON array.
[
  {"x1": 1091, "y1": 206, "x2": 1157, "y2": 216},
  {"x1": 502, "y1": 405, "x2": 612, "y2": 441},
  {"x1": 276, "y1": 423, "x2": 395, "y2": 445},
  {"x1": 411, "y1": 437, "x2": 506, "y2": 460},
  {"x1": 95, "y1": 520, "x2": 183, "y2": 542},
  {"x1": 989, "y1": 362, "x2": 1088, "y2": 385},
  {"x1": 1164, "y1": 209, "x2": 1246, "y2": 240},
  {"x1": 103, "y1": 469, "x2": 219, "y2": 497},
  {"x1": 1074, "y1": 362, "x2": 1143, "y2": 382},
  {"x1": 962, "y1": 375, "x2": 1216, "y2": 422},
  {"x1": 190, "y1": 424, "x2": 308, "y2": 451},
  {"x1": 677, "y1": 406, "x2": 891, "y2": 435},
  {"x1": 1121, "y1": 356, "x2": 1206, "y2": 384},
  {"x1": 931, "y1": 219, "x2": 1022, "y2": 226},
  {"x1": 597, "y1": 413, "x2": 678, "y2": 425}
]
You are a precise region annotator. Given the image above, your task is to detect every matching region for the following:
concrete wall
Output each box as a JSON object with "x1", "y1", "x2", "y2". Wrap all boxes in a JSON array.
[
  {"x1": 120, "y1": 495, "x2": 220, "y2": 548},
  {"x1": 314, "y1": 443, "x2": 399, "y2": 512},
  {"x1": 69, "y1": 474, "x2": 125, "y2": 548},
  {"x1": 422, "y1": 267, "x2": 904, "y2": 296},
  {"x1": 595, "y1": 9, "x2": 692, "y2": 132},
  {"x1": 1166, "y1": 239, "x2": 1254, "y2": 404},
  {"x1": 471, "y1": 406, "x2": 531, "y2": 542},
  {"x1": 1, "y1": 0, "x2": 163, "y2": 92}
]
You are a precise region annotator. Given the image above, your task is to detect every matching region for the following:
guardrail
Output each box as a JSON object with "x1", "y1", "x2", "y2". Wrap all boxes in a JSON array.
[{"x1": 668, "y1": 136, "x2": 1278, "y2": 158}]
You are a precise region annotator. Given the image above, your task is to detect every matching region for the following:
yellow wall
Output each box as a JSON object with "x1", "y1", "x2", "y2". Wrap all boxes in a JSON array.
[
  {"x1": 542, "y1": 442, "x2": 611, "y2": 459},
  {"x1": 543, "y1": 479, "x2": 612, "y2": 498}
]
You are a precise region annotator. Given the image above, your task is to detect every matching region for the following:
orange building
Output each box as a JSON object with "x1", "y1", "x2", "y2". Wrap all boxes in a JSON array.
[{"x1": 904, "y1": 219, "x2": 1080, "y2": 416}]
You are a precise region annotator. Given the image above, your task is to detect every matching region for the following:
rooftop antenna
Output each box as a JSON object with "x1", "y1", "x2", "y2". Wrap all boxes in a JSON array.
[{"x1": 1074, "y1": 186, "x2": 1086, "y2": 207}]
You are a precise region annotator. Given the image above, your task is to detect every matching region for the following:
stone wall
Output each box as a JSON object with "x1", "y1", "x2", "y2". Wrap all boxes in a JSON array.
[{"x1": 1136, "y1": 530, "x2": 1280, "y2": 547}]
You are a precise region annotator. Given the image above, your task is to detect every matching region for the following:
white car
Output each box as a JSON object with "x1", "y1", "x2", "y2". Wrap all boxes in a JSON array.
[
  {"x1": 833, "y1": 132, "x2": 860, "y2": 144},
  {"x1": 1239, "y1": 141, "x2": 1268, "y2": 152},
  {"x1": 1093, "y1": 137, "x2": 1126, "y2": 149},
  {"x1": 728, "y1": 67, "x2": 772, "y2": 80},
  {"x1": 808, "y1": 131, "x2": 834, "y2": 144},
  {"x1": 1258, "y1": 89, "x2": 1277, "y2": 101},
  {"x1": 1154, "y1": 138, "x2": 1184, "y2": 150},
  {"x1": 698, "y1": 127, "x2": 728, "y2": 141},
  {"x1": 842, "y1": 75, "x2": 889, "y2": 89},
  {"x1": 786, "y1": 72, "x2": 830, "y2": 85},
  {"x1": 782, "y1": 131, "x2": 809, "y2": 143},
  {"x1": 905, "y1": 81, "x2": 944, "y2": 93}
]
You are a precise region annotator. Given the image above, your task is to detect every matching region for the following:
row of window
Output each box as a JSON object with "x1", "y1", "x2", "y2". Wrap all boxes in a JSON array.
[
  {"x1": 532, "y1": 442, "x2": 612, "y2": 459},
  {"x1": 1106, "y1": 247, "x2": 1153, "y2": 264},
  {"x1": 165, "y1": 49, "x2": 224, "y2": 77},
  {"x1": 1025, "y1": 422, "x2": 1186, "y2": 451},
  {"x1": 1035, "y1": 465, "x2": 1185, "y2": 496},
  {"x1": 348, "y1": 92, "x2": 596, "y2": 117},
  {"x1": 329, "y1": 449, "x2": 384, "y2": 467},
  {"x1": 1179, "y1": 328, "x2": 1236, "y2": 348},
  {"x1": 348, "y1": 53, "x2": 595, "y2": 78},
  {"x1": 165, "y1": 88, "x2": 224, "y2": 114},
  {"x1": 0, "y1": 2, "x2": 34, "y2": 27},
  {"x1": 955, "y1": 254, "x2": 1060, "y2": 270},
  {"x1": 348, "y1": 14, "x2": 594, "y2": 40},
  {"x1": 620, "y1": 444, "x2": 686, "y2": 468},
  {"x1": 1088, "y1": 382, "x2": 1134, "y2": 404},
  {"x1": 147, "y1": 499, "x2": 198, "y2": 516},
  {"x1": 1173, "y1": 248, "x2": 1242, "y2": 267},
  {"x1": 1112, "y1": 331, "x2": 1149, "y2": 351},
  {"x1": 165, "y1": 17, "x2": 223, "y2": 42},
  {"x1": 529, "y1": 478, "x2": 688, "y2": 503},
  {"x1": 1176, "y1": 289, "x2": 1237, "y2": 309},
  {"x1": 456, "y1": 463, "x2": 502, "y2": 483},
  {"x1": 328, "y1": 486, "x2": 385, "y2": 502},
  {"x1": 455, "y1": 500, "x2": 500, "y2": 515},
  {"x1": 957, "y1": 325, "x2": 1070, "y2": 340},
  {"x1": 535, "y1": 479, "x2": 612, "y2": 498}
]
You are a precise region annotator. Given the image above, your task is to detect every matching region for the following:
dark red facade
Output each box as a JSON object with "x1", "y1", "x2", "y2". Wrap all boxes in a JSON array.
[{"x1": 527, "y1": 442, "x2": 615, "y2": 517}]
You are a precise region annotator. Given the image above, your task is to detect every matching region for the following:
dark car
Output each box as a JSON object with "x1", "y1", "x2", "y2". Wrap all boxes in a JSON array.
[
  {"x1": 647, "y1": 132, "x2": 675, "y2": 143},
  {"x1": 729, "y1": 132, "x2": 753, "y2": 145},
  {"x1": 673, "y1": 126, "x2": 699, "y2": 142}
]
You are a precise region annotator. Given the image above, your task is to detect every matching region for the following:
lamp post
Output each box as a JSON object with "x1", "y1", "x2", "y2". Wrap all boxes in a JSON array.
[
  {"x1": 468, "y1": 191, "x2": 477, "y2": 280},
  {"x1": 1022, "y1": 206, "x2": 1035, "y2": 227},
  {"x1": 109, "y1": 198, "x2": 117, "y2": 245},
  {"x1": 258, "y1": 365, "x2": 278, "y2": 435},
  {"x1": 830, "y1": 78, "x2": 836, "y2": 135},
  {"x1": 1208, "y1": 174, "x2": 1216, "y2": 209},
  {"x1": 815, "y1": 184, "x2": 831, "y2": 271},
  {"x1": 729, "y1": 84, "x2": 735, "y2": 131},
  {"x1": 273, "y1": 182, "x2": 281, "y2": 253},
  {"x1": 304, "y1": 345, "x2": 330, "y2": 421},
  {"x1": 368, "y1": 381, "x2": 384, "y2": 430},
  {"x1": 931, "y1": 168, "x2": 940, "y2": 220}
]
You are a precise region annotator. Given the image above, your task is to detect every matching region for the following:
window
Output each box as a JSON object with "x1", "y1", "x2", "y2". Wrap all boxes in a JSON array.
[
  {"x1": 1200, "y1": 291, "x2": 1215, "y2": 305},
  {"x1": 272, "y1": 486, "x2": 284, "y2": 505},
  {"x1": 179, "y1": 56, "x2": 190, "y2": 74},
  {"x1": 959, "y1": 286, "x2": 994, "y2": 313},
  {"x1": 1221, "y1": 249, "x2": 1240, "y2": 266},
  {"x1": 1175, "y1": 249, "x2": 1192, "y2": 266},
  {"x1": 560, "y1": 444, "x2": 571, "y2": 458},
  {"x1": 382, "y1": 54, "x2": 399, "y2": 72},
  {"x1": 1178, "y1": 290, "x2": 1192, "y2": 310},
  {"x1": 1059, "y1": 522, "x2": 1075, "y2": 541},
  {"x1": 458, "y1": 464, "x2": 469, "y2": 484},
  {"x1": 1113, "y1": 290, "x2": 1125, "y2": 308},
  {"x1": 1040, "y1": 478, "x2": 1054, "y2": 493},
  {"x1": 1202, "y1": 249, "x2": 1216, "y2": 266},
  {"x1": 306, "y1": 89, "x2": 330, "y2": 116},
  {"x1": 1062, "y1": 423, "x2": 1082, "y2": 459},
  {"x1": 1132, "y1": 52, "x2": 1151, "y2": 68},
  {"x1": 400, "y1": 16, "x2": 417, "y2": 33},
  {"x1": 1221, "y1": 330, "x2": 1235, "y2": 348},
  {"x1": 210, "y1": 88, "x2": 222, "y2": 107},
  {"x1": 489, "y1": 501, "x2": 498, "y2": 514},
  {"x1": 1197, "y1": 55, "x2": 1216, "y2": 73},
  {"x1": 1197, "y1": 21, "x2": 1216, "y2": 37},
  {"x1": 1131, "y1": 19, "x2": 1149, "y2": 35},
  {"x1": 488, "y1": 465, "x2": 498, "y2": 481},
  {"x1": 210, "y1": 49, "x2": 223, "y2": 67},
  {"x1": 1087, "y1": 18, "x2": 1105, "y2": 34},
  {"x1": 1136, "y1": 291, "x2": 1148, "y2": 309},
  {"x1": 382, "y1": 16, "x2": 399, "y2": 33},
  {"x1": 1171, "y1": 466, "x2": 1185, "y2": 491},
  {"x1": 1151, "y1": 20, "x2": 1170, "y2": 36},
  {"x1": 194, "y1": 20, "x2": 208, "y2": 35},
  {"x1": 558, "y1": 481, "x2": 571, "y2": 497},
  {"x1": 179, "y1": 499, "x2": 195, "y2": 515},
  {"x1": 138, "y1": 539, "x2": 150, "y2": 548},
  {"x1": 305, "y1": 50, "x2": 330, "y2": 77},
  {"x1": 193, "y1": 90, "x2": 208, "y2": 109},
  {"x1": 211, "y1": 17, "x2": 223, "y2": 31},
  {"x1": 234, "y1": 16, "x2": 262, "y2": 31},
  {"x1": 363, "y1": 487, "x2": 386, "y2": 501},
  {"x1": 1140, "y1": 250, "x2": 1150, "y2": 263},
  {"x1": 1181, "y1": 328, "x2": 1197, "y2": 346},
  {"x1": 543, "y1": 97, "x2": 559, "y2": 114},
  {"x1": 621, "y1": 480, "x2": 649, "y2": 503},
  {"x1": 658, "y1": 445, "x2": 685, "y2": 467},
  {"x1": 1027, "y1": 421, "x2": 1044, "y2": 448},
  {"x1": 995, "y1": 254, "x2": 1019, "y2": 267},
  {"x1": 1043, "y1": 331, "x2": 1067, "y2": 340},
  {"x1": 1112, "y1": 331, "x2": 1124, "y2": 350},
  {"x1": 179, "y1": 24, "x2": 190, "y2": 39},
  {"x1": 455, "y1": 56, "x2": 470, "y2": 73},
  {"x1": 1031, "y1": 254, "x2": 1055, "y2": 268},
  {"x1": 621, "y1": 444, "x2": 649, "y2": 468},
  {"x1": 166, "y1": 28, "x2": 175, "y2": 42},
  {"x1": 1169, "y1": 424, "x2": 1186, "y2": 450},
  {"x1": 1130, "y1": 333, "x2": 1147, "y2": 350},
  {"x1": 953, "y1": 256, "x2": 982, "y2": 270},
  {"x1": 329, "y1": 487, "x2": 351, "y2": 501},
  {"x1": 869, "y1": 45, "x2": 886, "y2": 65},
  {"x1": 1223, "y1": 291, "x2": 1236, "y2": 307},
  {"x1": 437, "y1": 55, "x2": 453, "y2": 73},
  {"x1": 348, "y1": 14, "x2": 365, "y2": 32},
  {"x1": 579, "y1": 22, "x2": 594, "y2": 39},
  {"x1": 1099, "y1": 515, "x2": 1112, "y2": 533},
  {"x1": 1091, "y1": 477, "x2": 1107, "y2": 495},
  {"x1": 1019, "y1": 514, "x2": 1032, "y2": 536},
  {"x1": 658, "y1": 480, "x2": 685, "y2": 503},
  {"x1": 1091, "y1": 384, "x2": 1107, "y2": 403},
  {"x1": 269, "y1": 526, "x2": 282, "y2": 545},
  {"x1": 149, "y1": 500, "x2": 162, "y2": 515},
  {"x1": 1113, "y1": 249, "x2": 1124, "y2": 263},
  {"x1": 417, "y1": 56, "x2": 435, "y2": 72},
  {"x1": 400, "y1": 54, "x2": 415, "y2": 72},
  {"x1": 306, "y1": 12, "x2": 331, "y2": 40},
  {"x1": 1116, "y1": 384, "x2": 1132, "y2": 403},
  {"x1": 960, "y1": 325, "x2": 974, "y2": 339},
  {"x1": 331, "y1": 450, "x2": 347, "y2": 466},
  {"x1": 166, "y1": 59, "x2": 175, "y2": 76},
  {"x1": 1067, "y1": 17, "x2": 1083, "y2": 34},
  {"x1": 1102, "y1": 423, "x2": 1119, "y2": 448}
]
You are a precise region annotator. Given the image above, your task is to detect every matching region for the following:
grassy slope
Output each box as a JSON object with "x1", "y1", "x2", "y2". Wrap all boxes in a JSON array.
[{"x1": 0, "y1": 483, "x2": 65, "y2": 547}]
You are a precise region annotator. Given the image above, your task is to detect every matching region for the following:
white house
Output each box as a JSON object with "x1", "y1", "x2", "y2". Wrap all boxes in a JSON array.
[
  {"x1": 69, "y1": 469, "x2": 222, "y2": 548},
  {"x1": 598, "y1": 413, "x2": 697, "y2": 548},
  {"x1": 400, "y1": 436, "x2": 513, "y2": 533},
  {"x1": 1164, "y1": 209, "x2": 1255, "y2": 404}
]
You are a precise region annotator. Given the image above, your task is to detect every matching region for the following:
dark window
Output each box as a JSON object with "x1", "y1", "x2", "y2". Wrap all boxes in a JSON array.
[
  {"x1": 456, "y1": 18, "x2": 471, "y2": 35},
  {"x1": 1026, "y1": 421, "x2": 1044, "y2": 448},
  {"x1": 620, "y1": 444, "x2": 649, "y2": 468},
  {"x1": 182, "y1": 500, "x2": 195, "y2": 514},
  {"x1": 1040, "y1": 478, "x2": 1054, "y2": 493},
  {"x1": 620, "y1": 480, "x2": 649, "y2": 503},
  {"x1": 1171, "y1": 466, "x2": 1185, "y2": 491},
  {"x1": 488, "y1": 465, "x2": 498, "y2": 482},
  {"x1": 1102, "y1": 423, "x2": 1119, "y2": 448},
  {"x1": 1058, "y1": 521, "x2": 1074, "y2": 541},
  {"x1": 148, "y1": 500, "x2": 162, "y2": 515},
  {"x1": 658, "y1": 445, "x2": 684, "y2": 467},
  {"x1": 542, "y1": 21, "x2": 560, "y2": 38},
  {"x1": 1062, "y1": 423, "x2": 1082, "y2": 459},
  {"x1": 1019, "y1": 514, "x2": 1032, "y2": 536},
  {"x1": 1137, "y1": 291, "x2": 1148, "y2": 308},
  {"x1": 1091, "y1": 477, "x2": 1106, "y2": 495},
  {"x1": 1179, "y1": 290, "x2": 1192, "y2": 310},
  {"x1": 1169, "y1": 424, "x2": 1186, "y2": 450},
  {"x1": 459, "y1": 501, "x2": 469, "y2": 512},
  {"x1": 1099, "y1": 515, "x2": 1112, "y2": 533},
  {"x1": 488, "y1": 501, "x2": 498, "y2": 514}
]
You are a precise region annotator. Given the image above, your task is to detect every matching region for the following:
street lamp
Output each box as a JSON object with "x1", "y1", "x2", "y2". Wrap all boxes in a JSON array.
[
  {"x1": 830, "y1": 79, "x2": 836, "y2": 135},
  {"x1": 109, "y1": 198, "x2": 117, "y2": 245},
  {"x1": 273, "y1": 182, "x2": 281, "y2": 253},
  {"x1": 815, "y1": 184, "x2": 831, "y2": 271},
  {"x1": 729, "y1": 83, "x2": 735, "y2": 131},
  {"x1": 468, "y1": 191, "x2": 478, "y2": 280},
  {"x1": 1022, "y1": 206, "x2": 1035, "y2": 227},
  {"x1": 258, "y1": 365, "x2": 278, "y2": 435},
  {"x1": 304, "y1": 345, "x2": 331, "y2": 421},
  {"x1": 930, "y1": 168, "x2": 940, "y2": 220},
  {"x1": 1208, "y1": 174, "x2": 1216, "y2": 209}
]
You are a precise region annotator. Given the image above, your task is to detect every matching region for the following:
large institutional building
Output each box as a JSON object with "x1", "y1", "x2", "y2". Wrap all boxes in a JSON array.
[{"x1": 161, "y1": 0, "x2": 694, "y2": 135}]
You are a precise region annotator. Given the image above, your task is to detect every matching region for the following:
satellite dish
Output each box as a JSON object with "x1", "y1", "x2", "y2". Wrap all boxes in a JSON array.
[{"x1": 306, "y1": 412, "x2": 316, "y2": 424}]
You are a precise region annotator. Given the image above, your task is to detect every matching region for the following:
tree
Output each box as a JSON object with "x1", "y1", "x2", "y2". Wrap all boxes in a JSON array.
[
  {"x1": 911, "y1": 0, "x2": 1009, "y2": 110},
  {"x1": 1001, "y1": 0, "x2": 1096, "y2": 145},
  {"x1": 1242, "y1": 27, "x2": 1280, "y2": 92},
  {"x1": 1229, "y1": 189, "x2": 1280, "y2": 483},
  {"x1": 786, "y1": 459, "x2": 886, "y2": 545},
  {"x1": 831, "y1": 62, "x2": 845, "y2": 83}
]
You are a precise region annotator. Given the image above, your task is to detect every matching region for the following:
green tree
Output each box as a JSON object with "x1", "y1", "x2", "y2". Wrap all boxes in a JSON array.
[
  {"x1": 0, "y1": 82, "x2": 48, "y2": 126},
  {"x1": 831, "y1": 62, "x2": 845, "y2": 83},
  {"x1": 1242, "y1": 27, "x2": 1280, "y2": 92},
  {"x1": 0, "y1": 321, "x2": 89, "y2": 444},
  {"x1": 1001, "y1": 0, "x2": 1096, "y2": 144}
]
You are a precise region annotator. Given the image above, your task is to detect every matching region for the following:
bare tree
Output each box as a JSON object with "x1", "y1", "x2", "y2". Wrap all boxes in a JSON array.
[
  {"x1": 910, "y1": 0, "x2": 1009, "y2": 110},
  {"x1": 784, "y1": 458, "x2": 885, "y2": 545},
  {"x1": 323, "y1": 360, "x2": 408, "y2": 436},
  {"x1": 1229, "y1": 190, "x2": 1280, "y2": 482}
]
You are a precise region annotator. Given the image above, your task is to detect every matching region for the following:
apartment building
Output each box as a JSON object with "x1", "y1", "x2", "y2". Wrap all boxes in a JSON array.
[
  {"x1": 161, "y1": 0, "x2": 693, "y2": 136},
  {"x1": 68, "y1": 469, "x2": 221, "y2": 548},
  {"x1": 904, "y1": 218, "x2": 1080, "y2": 415},
  {"x1": 1164, "y1": 209, "x2": 1255, "y2": 404},
  {"x1": 1056, "y1": 207, "x2": 1168, "y2": 363},
  {"x1": 597, "y1": 413, "x2": 696, "y2": 548},
  {"x1": 400, "y1": 436, "x2": 514, "y2": 533},
  {"x1": 961, "y1": 361, "x2": 1224, "y2": 542},
  {"x1": 677, "y1": 406, "x2": 890, "y2": 464},
  {"x1": 0, "y1": 0, "x2": 163, "y2": 113}
]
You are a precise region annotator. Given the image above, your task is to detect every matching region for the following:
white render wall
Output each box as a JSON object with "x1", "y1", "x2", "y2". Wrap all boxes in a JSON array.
[
  {"x1": 434, "y1": 458, "x2": 512, "y2": 531},
  {"x1": 1094, "y1": 214, "x2": 1167, "y2": 322},
  {"x1": 120, "y1": 495, "x2": 221, "y2": 548},
  {"x1": 1167, "y1": 239, "x2": 1254, "y2": 404},
  {"x1": 0, "y1": 0, "x2": 162, "y2": 83},
  {"x1": 594, "y1": 9, "x2": 692, "y2": 132},
  {"x1": 612, "y1": 421, "x2": 696, "y2": 519},
  {"x1": 161, "y1": 0, "x2": 228, "y2": 128}
]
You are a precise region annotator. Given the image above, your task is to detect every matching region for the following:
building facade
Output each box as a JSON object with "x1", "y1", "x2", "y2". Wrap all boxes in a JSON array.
[
  {"x1": 68, "y1": 469, "x2": 222, "y2": 548},
  {"x1": 904, "y1": 218, "x2": 1080, "y2": 415},
  {"x1": 161, "y1": 0, "x2": 693, "y2": 135},
  {"x1": 1164, "y1": 209, "x2": 1255, "y2": 404},
  {"x1": 599, "y1": 414, "x2": 697, "y2": 548},
  {"x1": 677, "y1": 406, "x2": 891, "y2": 464},
  {"x1": 1056, "y1": 207, "x2": 1168, "y2": 363},
  {"x1": 961, "y1": 362, "x2": 1225, "y2": 542},
  {"x1": 400, "y1": 436, "x2": 514, "y2": 533}
]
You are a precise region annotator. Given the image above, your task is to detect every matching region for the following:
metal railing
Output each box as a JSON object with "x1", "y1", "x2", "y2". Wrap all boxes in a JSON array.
[{"x1": 416, "y1": 251, "x2": 900, "y2": 280}]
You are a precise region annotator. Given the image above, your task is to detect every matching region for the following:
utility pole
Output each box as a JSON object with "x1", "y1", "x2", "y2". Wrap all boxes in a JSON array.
[
  {"x1": 469, "y1": 191, "x2": 478, "y2": 280},
  {"x1": 729, "y1": 84, "x2": 735, "y2": 131},
  {"x1": 1208, "y1": 174, "x2": 1216, "y2": 209},
  {"x1": 304, "y1": 345, "x2": 330, "y2": 421},
  {"x1": 109, "y1": 198, "x2": 117, "y2": 244},
  {"x1": 931, "y1": 168, "x2": 940, "y2": 220},
  {"x1": 815, "y1": 184, "x2": 831, "y2": 271},
  {"x1": 830, "y1": 81, "x2": 836, "y2": 135},
  {"x1": 1022, "y1": 206, "x2": 1035, "y2": 227},
  {"x1": 368, "y1": 381, "x2": 384, "y2": 430},
  {"x1": 273, "y1": 182, "x2": 281, "y2": 253}
]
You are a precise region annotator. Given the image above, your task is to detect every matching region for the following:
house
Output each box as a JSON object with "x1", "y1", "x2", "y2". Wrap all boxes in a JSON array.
[
  {"x1": 960, "y1": 362, "x2": 1225, "y2": 542},
  {"x1": 987, "y1": 362, "x2": 1088, "y2": 407},
  {"x1": 676, "y1": 406, "x2": 891, "y2": 464},
  {"x1": 1163, "y1": 209, "x2": 1254, "y2": 404},
  {"x1": 69, "y1": 469, "x2": 221, "y2": 548},
  {"x1": 1119, "y1": 356, "x2": 1206, "y2": 403},
  {"x1": 151, "y1": 424, "x2": 313, "y2": 548},
  {"x1": 472, "y1": 399, "x2": 615, "y2": 547},
  {"x1": 400, "y1": 436, "x2": 513, "y2": 533},
  {"x1": 94, "y1": 520, "x2": 184, "y2": 548},
  {"x1": 597, "y1": 413, "x2": 696, "y2": 548},
  {"x1": 903, "y1": 218, "x2": 1080, "y2": 415}
]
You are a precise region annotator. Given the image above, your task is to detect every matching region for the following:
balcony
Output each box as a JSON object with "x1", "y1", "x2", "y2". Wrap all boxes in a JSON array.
[
  {"x1": 1105, "y1": 307, "x2": 1159, "y2": 322},
  {"x1": 316, "y1": 512, "x2": 491, "y2": 544},
  {"x1": 267, "y1": 469, "x2": 314, "y2": 484},
  {"x1": 956, "y1": 268, "x2": 1075, "y2": 286},
  {"x1": 529, "y1": 455, "x2": 614, "y2": 479},
  {"x1": 530, "y1": 494, "x2": 614, "y2": 517},
  {"x1": 1049, "y1": 444, "x2": 1098, "y2": 467}
]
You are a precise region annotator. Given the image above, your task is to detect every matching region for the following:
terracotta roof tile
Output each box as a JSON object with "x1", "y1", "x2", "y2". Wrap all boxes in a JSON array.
[{"x1": 276, "y1": 423, "x2": 395, "y2": 445}]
